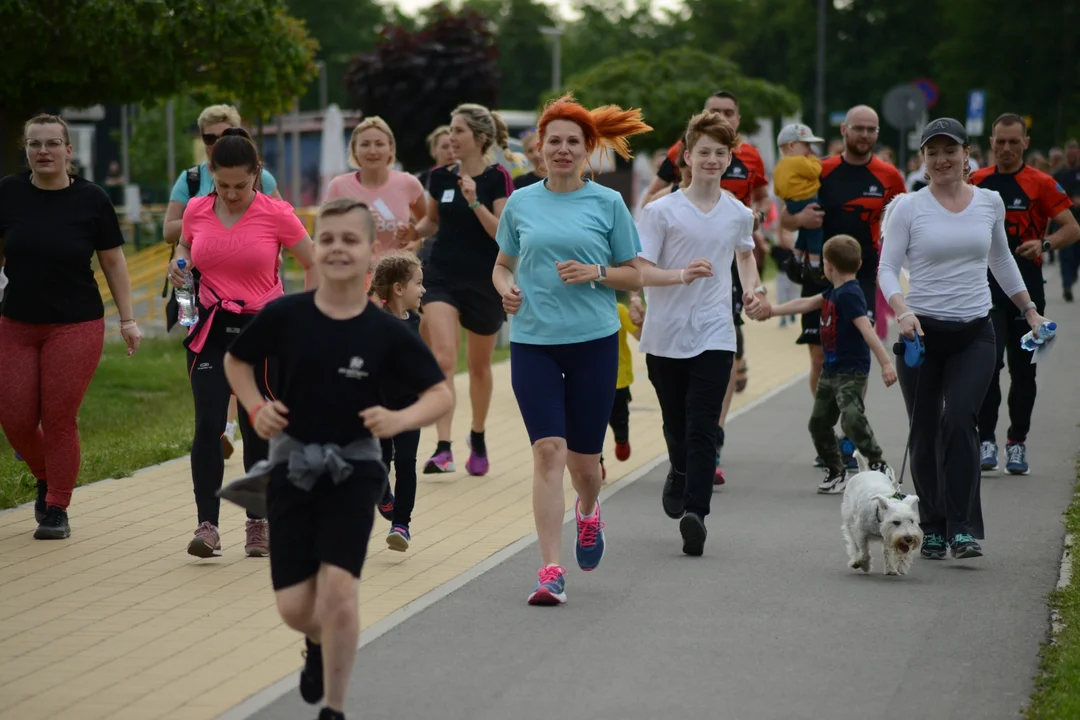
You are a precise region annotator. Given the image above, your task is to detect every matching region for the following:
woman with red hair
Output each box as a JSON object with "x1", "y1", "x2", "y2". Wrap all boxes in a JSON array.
[{"x1": 493, "y1": 94, "x2": 649, "y2": 605}]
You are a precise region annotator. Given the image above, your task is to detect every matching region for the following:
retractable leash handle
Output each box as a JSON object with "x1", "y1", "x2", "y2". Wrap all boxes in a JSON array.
[
  {"x1": 903, "y1": 333, "x2": 925, "y2": 368},
  {"x1": 891, "y1": 332, "x2": 925, "y2": 489}
]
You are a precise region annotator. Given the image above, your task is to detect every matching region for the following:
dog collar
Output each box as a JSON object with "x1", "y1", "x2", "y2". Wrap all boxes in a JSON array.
[{"x1": 891, "y1": 491, "x2": 907, "y2": 500}]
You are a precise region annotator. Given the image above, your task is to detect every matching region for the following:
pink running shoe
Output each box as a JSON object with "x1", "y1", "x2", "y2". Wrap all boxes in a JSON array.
[
  {"x1": 527, "y1": 565, "x2": 567, "y2": 606},
  {"x1": 188, "y1": 521, "x2": 221, "y2": 558},
  {"x1": 423, "y1": 448, "x2": 455, "y2": 474},
  {"x1": 465, "y1": 437, "x2": 489, "y2": 476}
]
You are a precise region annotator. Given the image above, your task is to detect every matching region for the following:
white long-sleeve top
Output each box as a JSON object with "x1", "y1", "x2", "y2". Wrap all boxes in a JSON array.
[{"x1": 877, "y1": 187, "x2": 1026, "y2": 322}]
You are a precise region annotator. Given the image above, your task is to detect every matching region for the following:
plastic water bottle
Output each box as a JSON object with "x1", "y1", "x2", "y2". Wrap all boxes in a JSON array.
[
  {"x1": 1020, "y1": 321, "x2": 1057, "y2": 352},
  {"x1": 175, "y1": 258, "x2": 199, "y2": 328}
]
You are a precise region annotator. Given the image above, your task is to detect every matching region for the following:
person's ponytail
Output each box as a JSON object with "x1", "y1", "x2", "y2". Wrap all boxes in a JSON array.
[
  {"x1": 588, "y1": 105, "x2": 653, "y2": 163},
  {"x1": 493, "y1": 112, "x2": 526, "y2": 167}
]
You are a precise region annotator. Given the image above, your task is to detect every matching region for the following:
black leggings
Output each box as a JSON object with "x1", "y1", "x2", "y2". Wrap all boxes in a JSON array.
[
  {"x1": 608, "y1": 387, "x2": 631, "y2": 445},
  {"x1": 187, "y1": 336, "x2": 273, "y2": 525},
  {"x1": 381, "y1": 430, "x2": 421, "y2": 526},
  {"x1": 978, "y1": 304, "x2": 1040, "y2": 444},
  {"x1": 897, "y1": 316, "x2": 995, "y2": 539}
]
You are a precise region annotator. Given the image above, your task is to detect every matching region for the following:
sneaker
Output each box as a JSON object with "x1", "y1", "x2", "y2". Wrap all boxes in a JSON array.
[
  {"x1": 378, "y1": 492, "x2": 395, "y2": 522},
  {"x1": 423, "y1": 448, "x2": 455, "y2": 474},
  {"x1": 840, "y1": 437, "x2": 858, "y2": 470},
  {"x1": 921, "y1": 533, "x2": 947, "y2": 560},
  {"x1": 869, "y1": 460, "x2": 895, "y2": 486},
  {"x1": 318, "y1": 709, "x2": 345, "y2": 720},
  {"x1": 949, "y1": 533, "x2": 983, "y2": 559},
  {"x1": 779, "y1": 317, "x2": 788, "y2": 328},
  {"x1": 615, "y1": 441, "x2": 631, "y2": 461},
  {"x1": 817, "y1": 468, "x2": 847, "y2": 495},
  {"x1": 245, "y1": 519, "x2": 269, "y2": 557},
  {"x1": 1065, "y1": 288, "x2": 1074, "y2": 302},
  {"x1": 527, "y1": 565, "x2": 567, "y2": 606},
  {"x1": 714, "y1": 454, "x2": 725, "y2": 486},
  {"x1": 1005, "y1": 442, "x2": 1029, "y2": 475},
  {"x1": 34, "y1": 479, "x2": 47, "y2": 524},
  {"x1": 575, "y1": 498, "x2": 606, "y2": 571},
  {"x1": 679, "y1": 512, "x2": 707, "y2": 556},
  {"x1": 299, "y1": 637, "x2": 324, "y2": 704},
  {"x1": 662, "y1": 469, "x2": 685, "y2": 519},
  {"x1": 33, "y1": 506, "x2": 70, "y2": 540},
  {"x1": 187, "y1": 521, "x2": 221, "y2": 558},
  {"x1": 980, "y1": 441, "x2": 999, "y2": 471},
  {"x1": 465, "y1": 436, "x2": 489, "y2": 476},
  {"x1": 387, "y1": 524, "x2": 411, "y2": 552}
]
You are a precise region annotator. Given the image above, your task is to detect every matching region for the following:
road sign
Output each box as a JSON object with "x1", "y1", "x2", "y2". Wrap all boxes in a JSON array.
[
  {"x1": 829, "y1": 111, "x2": 846, "y2": 127},
  {"x1": 883, "y1": 84, "x2": 927, "y2": 131},
  {"x1": 966, "y1": 90, "x2": 986, "y2": 137},
  {"x1": 913, "y1": 78, "x2": 939, "y2": 109}
]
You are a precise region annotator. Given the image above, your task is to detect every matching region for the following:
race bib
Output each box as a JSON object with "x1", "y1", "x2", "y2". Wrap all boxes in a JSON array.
[{"x1": 441, "y1": 189, "x2": 455, "y2": 204}]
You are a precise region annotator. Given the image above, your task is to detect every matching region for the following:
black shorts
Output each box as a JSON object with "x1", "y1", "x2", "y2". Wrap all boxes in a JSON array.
[
  {"x1": 422, "y1": 265, "x2": 505, "y2": 336},
  {"x1": 798, "y1": 278, "x2": 877, "y2": 346},
  {"x1": 266, "y1": 462, "x2": 386, "y2": 591}
]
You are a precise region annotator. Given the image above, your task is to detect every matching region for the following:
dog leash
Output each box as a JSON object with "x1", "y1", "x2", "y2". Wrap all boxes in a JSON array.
[{"x1": 895, "y1": 333, "x2": 925, "y2": 488}]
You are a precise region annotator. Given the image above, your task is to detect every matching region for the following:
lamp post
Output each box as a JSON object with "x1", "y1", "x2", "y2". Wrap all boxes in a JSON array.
[
  {"x1": 539, "y1": 26, "x2": 563, "y2": 92},
  {"x1": 815, "y1": 0, "x2": 826, "y2": 138}
]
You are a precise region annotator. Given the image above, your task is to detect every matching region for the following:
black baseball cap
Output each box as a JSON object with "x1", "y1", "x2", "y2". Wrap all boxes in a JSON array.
[{"x1": 920, "y1": 118, "x2": 969, "y2": 148}]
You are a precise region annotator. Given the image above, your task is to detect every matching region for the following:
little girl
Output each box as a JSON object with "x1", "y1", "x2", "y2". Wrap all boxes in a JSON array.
[{"x1": 370, "y1": 252, "x2": 426, "y2": 550}]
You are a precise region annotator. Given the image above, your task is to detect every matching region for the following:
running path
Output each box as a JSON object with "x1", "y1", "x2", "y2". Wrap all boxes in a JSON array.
[
  {"x1": 0, "y1": 281, "x2": 804, "y2": 720},
  {"x1": 253, "y1": 275, "x2": 1079, "y2": 720}
]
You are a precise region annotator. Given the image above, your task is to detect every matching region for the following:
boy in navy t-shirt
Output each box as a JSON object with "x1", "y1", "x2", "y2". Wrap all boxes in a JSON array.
[{"x1": 755, "y1": 235, "x2": 897, "y2": 494}]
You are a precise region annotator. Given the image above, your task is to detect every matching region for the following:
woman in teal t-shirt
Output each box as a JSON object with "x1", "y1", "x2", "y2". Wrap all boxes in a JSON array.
[{"x1": 493, "y1": 94, "x2": 650, "y2": 607}]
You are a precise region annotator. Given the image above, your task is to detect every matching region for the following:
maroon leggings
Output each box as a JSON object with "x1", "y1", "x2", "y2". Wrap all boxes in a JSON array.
[{"x1": 0, "y1": 317, "x2": 104, "y2": 509}]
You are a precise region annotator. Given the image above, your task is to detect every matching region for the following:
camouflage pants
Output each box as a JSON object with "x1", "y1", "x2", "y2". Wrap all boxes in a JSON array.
[{"x1": 808, "y1": 371, "x2": 883, "y2": 473}]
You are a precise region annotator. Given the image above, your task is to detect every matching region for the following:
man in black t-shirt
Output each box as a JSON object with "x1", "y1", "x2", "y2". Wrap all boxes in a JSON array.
[
  {"x1": 1053, "y1": 139, "x2": 1080, "y2": 301},
  {"x1": 221, "y1": 199, "x2": 450, "y2": 720}
]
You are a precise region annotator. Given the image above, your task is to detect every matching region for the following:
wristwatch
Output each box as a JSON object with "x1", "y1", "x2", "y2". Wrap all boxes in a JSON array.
[
  {"x1": 1042, "y1": 239, "x2": 1052, "y2": 252},
  {"x1": 753, "y1": 284, "x2": 768, "y2": 296},
  {"x1": 596, "y1": 265, "x2": 607, "y2": 281}
]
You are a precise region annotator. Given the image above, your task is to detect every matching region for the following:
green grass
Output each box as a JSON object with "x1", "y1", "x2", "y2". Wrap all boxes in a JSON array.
[
  {"x1": 1026, "y1": 458, "x2": 1080, "y2": 719},
  {"x1": 0, "y1": 332, "x2": 507, "y2": 511}
]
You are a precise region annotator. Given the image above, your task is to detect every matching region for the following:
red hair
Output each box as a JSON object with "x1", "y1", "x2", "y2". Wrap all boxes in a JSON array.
[{"x1": 537, "y1": 93, "x2": 653, "y2": 171}]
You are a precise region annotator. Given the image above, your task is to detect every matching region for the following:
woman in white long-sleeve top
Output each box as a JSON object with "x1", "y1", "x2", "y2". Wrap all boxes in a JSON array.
[{"x1": 878, "y1": 118, "x2": 1053, "y2": 561}]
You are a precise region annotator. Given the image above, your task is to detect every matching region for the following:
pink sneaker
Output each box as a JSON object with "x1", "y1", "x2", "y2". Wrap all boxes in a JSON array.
[
  {"x1": 423, "y1": 448, "x2": 455, "y2": 474},
  {"x1": 245, "y1": 519, "x2": 269, "y2": 557},
  {"x1": 465, "y1": 442, "x2": 489, "y2": 476},
  {"x1": 188, "y1": 521, "x2": 221, "y2": 558}
]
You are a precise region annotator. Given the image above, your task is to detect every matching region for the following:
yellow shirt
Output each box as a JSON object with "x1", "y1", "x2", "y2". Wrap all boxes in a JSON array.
[
  {"x1": 617, "y1": 303, "x2": 638, "y2": 389},
  {"x1": 773, "y1": 155, "x2": 822, "y2": 202}
]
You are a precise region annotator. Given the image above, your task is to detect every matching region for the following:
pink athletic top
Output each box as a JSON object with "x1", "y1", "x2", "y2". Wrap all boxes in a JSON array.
[
  {"x1": 324, "y1": 170, "x2": 424, "y2": 252},
  {"x1": 182, "y1": 192, "x2": 307, "y2": 352}
]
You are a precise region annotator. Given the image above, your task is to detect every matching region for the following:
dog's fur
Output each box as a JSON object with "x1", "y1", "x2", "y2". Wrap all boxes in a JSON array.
[{"x1": 841, "y1": 453, "x2": 922, "y2": 576}]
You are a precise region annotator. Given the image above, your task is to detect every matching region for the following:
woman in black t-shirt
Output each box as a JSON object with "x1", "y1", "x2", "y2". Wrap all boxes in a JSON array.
[
  {"x1": 397, "y1": 103, "x2": 523, "y2": 478},
  {"x1": 0, "y1": 114, "x2": 141, "y2": 541}
]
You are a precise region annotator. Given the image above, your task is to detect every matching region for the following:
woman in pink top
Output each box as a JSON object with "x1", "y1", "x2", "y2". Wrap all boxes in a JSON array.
[
  {"x1": 167, "y1": 128, "x2": 315, "y2": 559},
  {"x1": 325, "y1": 117, "x2": 426, "y2": 257}
]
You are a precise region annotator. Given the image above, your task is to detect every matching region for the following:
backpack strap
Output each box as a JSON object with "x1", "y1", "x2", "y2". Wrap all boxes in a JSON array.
[{"x1": 186, "y1": 165, "x2": 201, "y2": 199}]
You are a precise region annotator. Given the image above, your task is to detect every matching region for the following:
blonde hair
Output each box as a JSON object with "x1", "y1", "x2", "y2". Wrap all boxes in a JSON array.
[
  {"x1": 197, "y1": 104, "x2": 242, "y2": 132},
  {"x1": 24, "y1": 114, "x2": 74, "y2": 175},
  {"x1": 371, "y1": 251, "x2": 422, "y2": 304},
  {"x1": 452, "y1": 103, "x2": 525, "y2": 166},
  {"x1": 684, "y1": 110, "x2": 741, "y2": 153},
  {"x1": 427, "y1": 125, "x2": 450, "y2": 154},
  {"x1": 349, "y1": 117, "x2": 396, "y2": 168},
  {"x1": 316, "y1": 198, "x2": 376, "y2": 243}
]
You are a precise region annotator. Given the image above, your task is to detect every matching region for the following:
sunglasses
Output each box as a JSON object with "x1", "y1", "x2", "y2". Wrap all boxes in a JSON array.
[{"x1": 202, "y1": 133, "x2": 221, "y2": 146}]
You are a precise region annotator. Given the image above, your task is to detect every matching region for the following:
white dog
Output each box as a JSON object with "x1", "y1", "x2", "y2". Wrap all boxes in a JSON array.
[{"x1": 841, "y1": 453, "x2": 922, "y2": 576}]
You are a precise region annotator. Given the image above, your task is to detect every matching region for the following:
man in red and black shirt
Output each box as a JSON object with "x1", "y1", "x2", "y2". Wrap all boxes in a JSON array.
[
  {"x1": 971, "y1": 113, "x2": 1079, "y2": 474},
  {"x1": 782, "y1": 106, "x2": 905, "y2": 385}
]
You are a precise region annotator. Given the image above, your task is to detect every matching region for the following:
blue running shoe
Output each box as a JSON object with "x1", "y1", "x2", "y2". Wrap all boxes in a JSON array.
[
  {"x1": 527, "y1": 565, "x2": 567, "y2": 606},
  {"x1": 575, "y1": 498, "x2": 606, "y2": 571},
  {"x1": 980, "y1": 441, "x2": 998, "y2": 471},
  {"x1": 1005, "y1": 442, "x2": 1029, "y2": 475},
  {"x1": 387, "y1": 524, "x2": 410, "y2": 552}
]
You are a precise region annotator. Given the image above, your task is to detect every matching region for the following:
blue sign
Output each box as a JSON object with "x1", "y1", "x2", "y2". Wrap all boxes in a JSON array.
[
  {"x1": 913, "y1": 77, "x2": 939, "y2": 109},
  {"x1": 967, "y1": 90, "x2": 986, "y2": 122},
  {"x1": 829, "y1": 111, "x2": 846, "y2": 127}
]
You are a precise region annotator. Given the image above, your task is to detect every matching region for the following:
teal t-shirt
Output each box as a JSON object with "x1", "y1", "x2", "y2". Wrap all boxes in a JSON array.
[
  {"x1": 169, "y1": 162, "x2": 278, "y2": 202},
  {"x1": 495, "y1": 180, "x2": 641, "y2": 345}
]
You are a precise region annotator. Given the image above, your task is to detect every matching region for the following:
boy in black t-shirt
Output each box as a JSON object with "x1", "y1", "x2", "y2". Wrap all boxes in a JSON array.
[
  {"x1": 221, "y1": 198, "x2": 451, "y2": 720},
  {"x1": 755, "y1": 235, "x2": 897, "y2": 495}
]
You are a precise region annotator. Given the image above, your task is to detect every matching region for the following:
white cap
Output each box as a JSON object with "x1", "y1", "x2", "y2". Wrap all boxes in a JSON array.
[{"x1": 777, "y1": 123, "x2": 825, "y2": 146}]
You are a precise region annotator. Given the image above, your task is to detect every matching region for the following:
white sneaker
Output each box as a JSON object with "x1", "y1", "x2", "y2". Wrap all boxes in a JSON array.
[{"x1": 817, "y1": 469, "x2": 847, "y2": 494}]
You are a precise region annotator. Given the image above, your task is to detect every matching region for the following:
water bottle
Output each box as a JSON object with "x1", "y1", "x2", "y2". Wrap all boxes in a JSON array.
[
  {"x1": 175, "y1": 258, "x2": 199, "y2": 328},
  {"x1": 1020, "y1": 321, "x2": 1056, "y2": 352}
]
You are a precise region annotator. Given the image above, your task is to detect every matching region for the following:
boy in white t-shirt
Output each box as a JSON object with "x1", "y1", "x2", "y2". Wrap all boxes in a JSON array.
[{"x1": 635, "y1": 110, "x2": 766, "y2": 557}]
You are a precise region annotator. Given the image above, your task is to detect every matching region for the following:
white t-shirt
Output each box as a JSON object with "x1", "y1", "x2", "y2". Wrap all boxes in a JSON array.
[
  {"x1": 637, "y1": 191, "x2": 755, "y2": 358},
  {"x1": 878, "y1": 187, "x2": 1026, "y2": 322}
]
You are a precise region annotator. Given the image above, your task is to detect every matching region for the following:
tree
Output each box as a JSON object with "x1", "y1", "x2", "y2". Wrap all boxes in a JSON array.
[
  {"x1": 559, "y1": 48, "x2": 801, "y2": 152},
  {"x1": 0, "y1": 0, "x2": 317, "y2": 175},
  {"x1": 561, "y1": 0, "x2": 689, "y2": 83},
  {"x1": 463, "y1": 0, "x2": 557, "y2": 111},
  {"x1": 344, "y1": 4, "x2": 500, "y2": 171},
  {"x1": 284, "y1": 0, "x2": 386, "y2": 110},
  {"x1": 121, "y1": 97, "x2": 200, "y2": 198}
]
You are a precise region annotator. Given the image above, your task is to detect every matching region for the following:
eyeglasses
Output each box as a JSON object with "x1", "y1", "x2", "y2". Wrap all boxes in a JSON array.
[
  {"x1": 202, "y1": 133, "x2": 220, "y2": 146},
  {"x1": 25, "y1": 138, "x2": 66, "y2": 150},
  {"x1": 848, "y1": 125, "x2": 880, "y2": 135}
]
